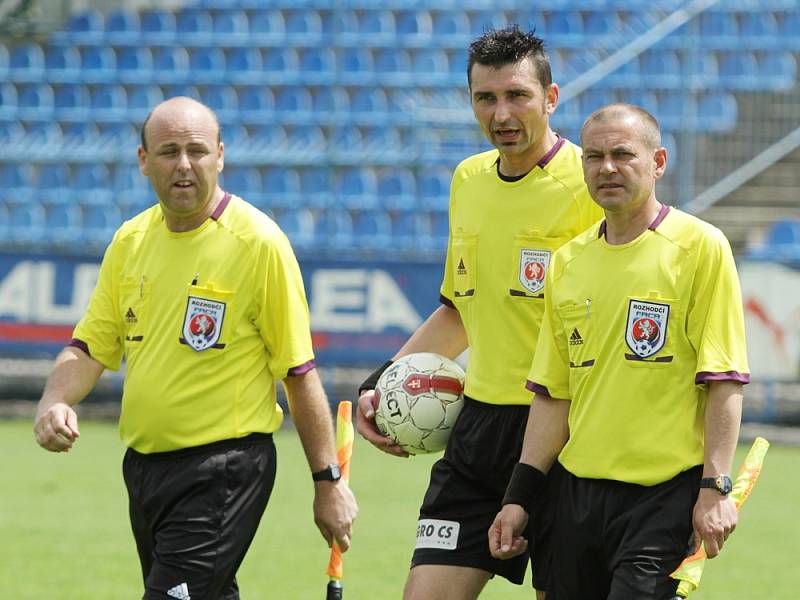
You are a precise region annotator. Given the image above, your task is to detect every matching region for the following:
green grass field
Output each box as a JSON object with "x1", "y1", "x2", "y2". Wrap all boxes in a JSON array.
[{"x1": 2, "y1": 418, "x2": 798, "y2": 599}]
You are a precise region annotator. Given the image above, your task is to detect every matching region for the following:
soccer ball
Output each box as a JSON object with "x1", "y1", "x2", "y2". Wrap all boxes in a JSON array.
[{"x1": 374, "y1": 352, "x2": 466, "y2": 455}]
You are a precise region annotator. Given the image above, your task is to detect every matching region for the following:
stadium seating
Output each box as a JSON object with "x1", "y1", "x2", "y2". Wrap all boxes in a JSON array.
[{"x1": 0, "y1": 1, "x2": 797, "y2": 256}]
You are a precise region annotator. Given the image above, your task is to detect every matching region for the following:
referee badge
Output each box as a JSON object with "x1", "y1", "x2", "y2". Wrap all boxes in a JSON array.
[
  {"x1": 625, "y1": 299, "x2": 669, "y2": 359},
  {"x1": 181, "y1": 296, "x2": 227, "y2": 352},
  {"x1": 519, "y1": 249, "x2": 551, "y2": 295}
]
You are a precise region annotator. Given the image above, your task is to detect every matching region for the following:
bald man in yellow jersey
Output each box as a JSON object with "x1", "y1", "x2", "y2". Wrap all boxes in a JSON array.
[
  {"x1": 33, "y1": 97, "x2": 357, "y2": 600},
  {"x1": 356, "y1": 26, "x2": 603, "y2": 600},
  {"x1": 490, "y1": 104, "x2": 749, "y2": 600}
]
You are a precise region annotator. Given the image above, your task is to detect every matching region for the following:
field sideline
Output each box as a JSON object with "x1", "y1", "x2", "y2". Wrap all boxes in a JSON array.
[{"x1": 1, "y1": 418, "x2": 797, "y2": 599}]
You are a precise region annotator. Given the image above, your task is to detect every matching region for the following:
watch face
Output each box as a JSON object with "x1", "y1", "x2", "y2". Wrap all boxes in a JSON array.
[{"x1": 717, "y1": 476, "x2": 733, "y2": 494}]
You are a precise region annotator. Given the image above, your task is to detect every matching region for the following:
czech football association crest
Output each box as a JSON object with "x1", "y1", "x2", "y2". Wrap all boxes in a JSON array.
[
  {"x1": 625, "y1": 299, "x2": 669, "y2": 358},
  {"x1": 519, "y1": 249, "x2": 551, "y2": 295},
  {"x1": 181, "y1": 296, "x2": 226, "y2": 351}
]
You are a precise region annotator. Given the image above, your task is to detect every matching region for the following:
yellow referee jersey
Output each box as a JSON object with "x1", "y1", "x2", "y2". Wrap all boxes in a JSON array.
[
  {"x1": 73, "y1": 194, "x2": 315, "y2": 453},
  {"x1": 441, "y1": 138, "x2": 604, "y2": 406},
  {"x1": 528, "y1": 205, "x2": 750, "y2": 485}
]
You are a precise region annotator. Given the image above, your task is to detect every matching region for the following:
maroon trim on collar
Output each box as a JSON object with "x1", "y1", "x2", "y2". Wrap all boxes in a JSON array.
[
  {"x1": 537, "y1": 135, "x2": 565, "y2": 168},
  {"x1": 210, "y1": 192, "x2": 231, "y2": 221},
  {"x1": 597, "y1": 203, "x2": 670, "y2": 239},
  {"x1": 648, "y1": 203, "x2": 670, "y2": 231}
]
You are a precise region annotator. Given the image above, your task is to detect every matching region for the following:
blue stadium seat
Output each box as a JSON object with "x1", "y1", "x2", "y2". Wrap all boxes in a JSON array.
[
  {"x1": 336, "y1": 167, "x2": 379, "y2": 210},
  {"x1": 431, "y1": 11, "x2": 471, "y2": 47},
  {"x1": 213, "y1": 9, "x2": 249, "y2": 43},
  {"x1": 418, "y1": 167, "x2": 451, "y2": 212},
  {"x1": 9, "y1": 43, "x2": 44, "y2": 81},
  {"x1": 0, "y1": 120, "x2": 24, "y2": 146},
  {"x1": 80, "y1": 46, "x2": 116, "y2": 83},
  {"x1": 4, "y1": 195, "x2": 45, "y2": 243},
  {"x1": 359, "y1": 9, "x2": 396, "y2": 45},
  {"x1": 315, "y1": 210, "x2": 354, "y2": 250},
  {"x1": 739, "y1": 12, "x2": 778, "y2": 42},
  {"x1": 238, "y1": 87, "x2": 275, "y2": 122},
  {"x1": 340, "y1": 48, "x2": 376, "y2": 86},
  {"x1": 299, "y1": 47, "x2": 336, "y2": 86},
  {"x1": 73, "y1": 164, "x2": 110, "y2": 191},
  {"x1": 53, "y1": 83, "x2": 91, "y2": 121},
  {"x1": 658, "y1": 91, "x2": 696, "y2": 130},
  {"x1": 759, "y1": 52, "x2": 797, "y2": 91},
  {"x1": 62, "y1": 121, "x2": 101, "y2": 161},
  {"x1": 353, "y1": 210, "x2": 392, "y2": 251},
  {"x1": 140, "y1": 10, "x2": 176, "y2": 44},
  {"x1": 766, "y1": 219, "x2": 800, "y2": 246},
  {"x1": 105, "y1": 9, "x2": 140, "y2": 44},
  {"x1": 57, "y1": 9, "x2": 104, "y2": 44},
  {"x1": 112, "y1": 164, "x2": 148, "y2": 193},
  {"x1": 189, "y1": 47, "x2": 226, "y2": 83},
  {"x1": 285, "y1": 125, "x2": 326, "y2": 163},
  {"x1": 44, "y1": 45, "x2": 80, "y2": 82},
  {"x1": 330, "y1": 10, "x2": 359, "y2": 43},
  {"x1": 697, "y1": 91, "x2": 737, "y2": 131},
  {"x1": 116, "y1": 47, "x2": 154, "y2": 84},
  {"x1": 129, "y1": 85, "x2": 165, "y2": 119},
  {"x1": 640, "y1": 50, "x2": 682, "y2": 88},
  {"x1": 778, "y1": 13, "x2": 800, "y2": 49},
  {"x1": 374, "y1": 49, "x2": 413, "y2": 87},
  {"x1": 395, "y1": 10, "x2": 433, "y2": 45},
  {"x1": 153, "y1": 47, "x2": 190, "y2": 84},
  {"x1": 379, "y1": 167, "x2": 417, "y2": 211},
  {"x1": 284, "y1": 9, "x2": 324, "y2": 45},
  {"x1": 468, "y1": 10, "x2": 508, "y2": 36},
  {"x1": 299, "y1": 168, "x2": 332, "y2": 208},
  {"x1": 699, "y1": 12, "x2": 738, "y2": 48},
  {"x1": 348, "y1": 88, "x2": 389, "y2": 126},
  {"x1": 39, "y1": 164, "x2": 71, "y2": 193},
  {"x1": 224, "y1": 167, "x2": 262, "y2": 199},
  {"x1": 22, "y1": 122, "x2": 63, "y2": 161},
  {"x1": 263, "y1": 48, "x2": 301, "y2": 85},
  {"x1": 583, "y1": 11, "x2": 622, "y2": 41},
  {"x1": 200, "y1": 85, "x2": 238, "y2": 122},
  {"x1": 362, "y1": 126, "x2": 406, "y2": 164},
  {"x1": 79, "y1": 196, "x2": 121, "y2": 246},
  {"x1": 579, "y1": 90, "x2": 617, "y2": 120},
  {"x1": 274, "y1": 86, "x2": 313, "y2": 123},
  {"x1": 249, "y1": 9, "x2": 286, "y2": 45},
  {"x1": 90, "y1": 85, "x2": 128, "y2": 122},
  {"x1": 176, "y1": 8, "x2": 213, "y2": 45},
  {"x1": 428, "y1": 211, "x2": 449, "y2": 252},
  {"x1": 16, "y1": 83, "x2": 54, "y2": 119},
  {"x1": 618, "y1": 90, "x2": 659, "y2": 115},
  {"x1": 718, "y1": 51, "x2": 760, "y2": 90},
  {"x1": 391, "y1": 211, "x2": 428, "y2": 249},
  {"x1": 686, "y1": 51, "x2": 719, "y2": 89},
  {"x1": 330, "y1": 127, "x2": 363, "y2": 163},
  {"x1": 311, "y1": 87, "x2": 348, "y2": 124},
  {"x1": 277, "y1": 207, "x2": 315, "y2": 251},
  {"x1": 0, "y1": 82, "x2": 17, "y2": 119},
  {"x1": 263, "y1": 167, "x2": 301, "y2": 209},
  {"x1": 546, "y1": 11, "x2": 584, "y2": 47},
  {"x1": 413, "y1": 48, "x2": 450, "y2": 86},
  {"x1": 448, "y1": 49, "x2": 468, "y2": 85},
  {"x1": 41, "y1": 196, "x2": 82, "y2": 244},
  {"x1": 605, "y1": 55, "x2": 640, "y2": 89},
  {"x1": 227, "y1": 47, "x2": 263, "y2": 84},
  {"x1": 0, "y1": 164, "x2": 34, "y2": 194},
  {"x1": 162, "y1": 84, "x2": 201, "y2": 102}
]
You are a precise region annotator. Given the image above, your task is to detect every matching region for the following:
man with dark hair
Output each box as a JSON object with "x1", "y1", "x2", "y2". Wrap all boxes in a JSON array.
[
  {"x1": 490, "y1": 104, "x2": 748, "y2": 599},
  {"x1": 357, "y1": 26, "x2": 603, "y2": 599},
  {"x1": 34, "y1": 96, "x2": 358, "y2": 600}
]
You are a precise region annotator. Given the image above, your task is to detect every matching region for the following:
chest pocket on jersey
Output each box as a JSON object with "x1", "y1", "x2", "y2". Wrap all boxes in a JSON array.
[
  {"x1": 120, "y1": 280, "x2": 151, "y2": 354},
  {"x1": 179, "y1": 284, "x2": 236, "y2": 353},
  {"x1": 557, "y1": 301, "x2": 596, "y2": 369},
  {"x1": 508, "y1": 233, "x2": 564, "y2": 300},
  {"x1": 623, "y1": 294, "x2": 678, "y2": 367},
  {"x1": 451, "y1": 233, "x2": 477, "y2": 303}
]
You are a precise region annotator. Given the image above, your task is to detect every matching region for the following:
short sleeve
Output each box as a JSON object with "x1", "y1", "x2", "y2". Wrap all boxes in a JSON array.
[
  {"x1": 526, "y1": 260, "x2": 571, "y2": 399},
  {"x1": 688, "y1": 229, "x2": 750, "y2": 383},
  {"x1": 256, "y1": 231, "x2": 315, "y2": 380},
  {"x1": 72, "y1": 238, "x2": 124, "y2": 371}
]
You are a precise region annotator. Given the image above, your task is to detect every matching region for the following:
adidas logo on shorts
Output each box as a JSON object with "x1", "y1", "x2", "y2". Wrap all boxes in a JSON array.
[{"x1": 167, "y1": 582, "x2": 190, "y2": 600}]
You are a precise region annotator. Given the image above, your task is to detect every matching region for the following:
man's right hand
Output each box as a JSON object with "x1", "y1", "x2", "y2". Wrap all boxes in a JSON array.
[
  {"x1": 356, "y1": 390, "x2": 409, "y2": 457},
  {"x1": 34, "y1": 402, "x2": 80, "y2": 452},
  {"x1": 488, "y1": 503, "x2": 529, "y2": 560}
]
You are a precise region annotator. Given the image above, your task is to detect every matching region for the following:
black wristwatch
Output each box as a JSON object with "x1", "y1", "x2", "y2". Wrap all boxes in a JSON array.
[
  {"x1": 700, "y1": 474, "x2": 733, "y2": 495},
  {"x1": 312, "y1": 463, "x2": 342, "y2": 482}
]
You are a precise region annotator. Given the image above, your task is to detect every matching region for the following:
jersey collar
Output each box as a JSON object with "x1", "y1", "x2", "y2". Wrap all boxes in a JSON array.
[
  {"x1": 598, "y1": 203, "x2": 670, "y2": 238},
  {"x1": 210, "y1": 191, "x2": 232, "y2": 221},
  {"x1": 495, "y1": 135, "x2": 565, "y2": 182}
]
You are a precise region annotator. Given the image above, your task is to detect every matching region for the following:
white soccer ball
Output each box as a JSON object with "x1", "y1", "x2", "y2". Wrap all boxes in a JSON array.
[{"x1": 374, "y1": 352, "x2": 465, "y2": 455}]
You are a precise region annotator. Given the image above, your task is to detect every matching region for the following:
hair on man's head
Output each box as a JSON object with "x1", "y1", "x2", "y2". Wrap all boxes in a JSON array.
[{"x1": 467, "y1": 25, "x2": 551, "y2": 89}]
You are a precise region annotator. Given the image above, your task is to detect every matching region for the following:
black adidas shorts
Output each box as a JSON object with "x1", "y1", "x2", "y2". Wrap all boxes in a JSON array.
[
  {"x1": 546, "y1": 465, "x2": 702, "y2": 600},
  {"x1": 411, "y1": 397, "x2": 556, "y2": 589},
  {"x1": 123, "y1": 433, "x2": 277, "y2": 600}
]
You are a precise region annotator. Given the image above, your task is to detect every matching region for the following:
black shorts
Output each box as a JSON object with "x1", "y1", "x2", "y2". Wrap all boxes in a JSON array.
[
  {"x1": 547, "y1": 464, "x2": 703, "y2": 600},
  {"x1": 411, "y1": 397, "x2": 555, "y2": 588},
  {"x1": 123, "y1": 433, "x2": 277, "y2": 600}
]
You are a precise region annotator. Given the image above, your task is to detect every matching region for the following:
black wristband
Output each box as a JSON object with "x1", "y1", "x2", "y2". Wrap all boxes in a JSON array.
[
  {"x1": 358, "y1": 359, "x2": 394, "y2": 395},
  {"x1": 502, "y1": 462, "x2": 547, "y2": 511}
]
